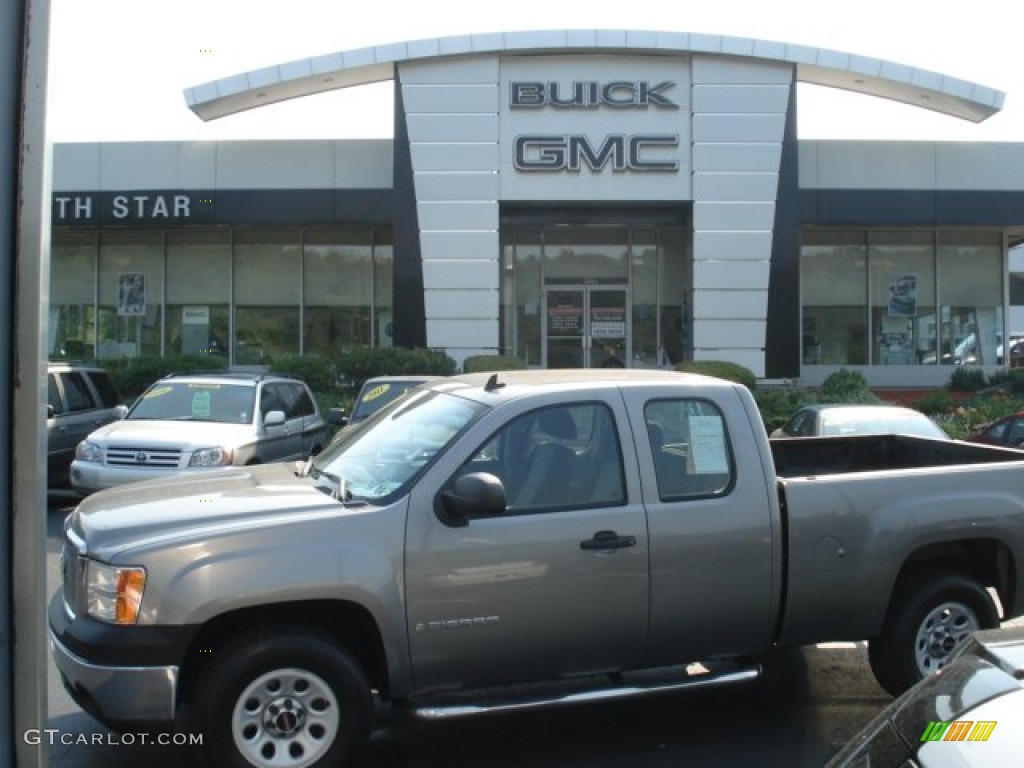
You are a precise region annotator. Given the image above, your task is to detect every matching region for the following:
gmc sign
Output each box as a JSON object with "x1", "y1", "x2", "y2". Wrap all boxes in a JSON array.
[{"x1": 515, "y1": 134, "x2": 679, "y2": 173}]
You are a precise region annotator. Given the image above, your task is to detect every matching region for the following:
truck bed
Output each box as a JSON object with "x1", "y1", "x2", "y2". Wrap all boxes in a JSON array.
[{"x1": 770, "y1": 433, "x2": 1023, "y2": 478}]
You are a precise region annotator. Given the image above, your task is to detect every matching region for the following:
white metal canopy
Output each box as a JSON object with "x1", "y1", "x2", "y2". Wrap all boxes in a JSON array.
[{"x1": 183, "y1": 29, "x2": 1004, "y2": 124}]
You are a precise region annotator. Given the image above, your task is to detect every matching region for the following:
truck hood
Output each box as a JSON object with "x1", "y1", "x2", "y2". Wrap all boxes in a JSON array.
[{"x1": 69, "y1": 461, "x2": 342, "y2": 558}]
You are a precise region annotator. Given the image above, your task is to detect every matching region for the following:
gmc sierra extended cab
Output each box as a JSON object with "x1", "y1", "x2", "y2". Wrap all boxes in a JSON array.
[{"x1": 50, "y1": 370, "x2": 1024, "y2": 767}]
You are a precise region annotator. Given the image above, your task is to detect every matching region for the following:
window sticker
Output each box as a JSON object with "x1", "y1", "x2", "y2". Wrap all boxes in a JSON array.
[
  {"x1": 689, "y1": 415, "x2": 728, "y2": 474},
  {"x1": 191, "y1": 390, "x2": 211, "y2": 418},
  {"x1": 143, "y1": 386, "x2": 173, "y2": 399},
  {"x1": 361, "y1": 384, "x2": 391, "y2": 403}
]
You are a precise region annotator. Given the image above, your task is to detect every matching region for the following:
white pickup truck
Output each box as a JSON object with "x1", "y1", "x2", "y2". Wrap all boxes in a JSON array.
[{"x1": 50, "y1": 370, "x2": 1024, "y2": 768}]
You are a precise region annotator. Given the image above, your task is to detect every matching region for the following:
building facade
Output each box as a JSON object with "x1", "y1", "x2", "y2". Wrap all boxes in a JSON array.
[{"x1": 51, "y1": 30, "x2": 1024, "y2": 386}]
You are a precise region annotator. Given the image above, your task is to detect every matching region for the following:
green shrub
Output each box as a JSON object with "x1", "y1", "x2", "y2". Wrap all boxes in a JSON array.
[
  {"x1": 336, "y1": 347, "x2": 457, "y2": 391},
  {"x1": 674, "y1": 360, "x2": 757, "y2": 391},
  {"x1": 462, "y1": 354, "x2": 527, "y2": 373},
  {"x1": 915, "y1": 389, "x2": 953, "y2": 415},
  {"x1": 816, "y1": 368, "x2": 878, "y2": 402},
  {"x1": 756, "y1": 385, "x2": 814, "y2": 433},
  {"x1": 986, "y1": 369, "x2": 1024, "y2": 394},
  {"x1": 270, "y1": 355, "x2": 339, "y2": 393},
  {"x1": 101, "y1": 355, "x2": 228, "y2": 401},
  {"x1": 949, "y1": 366, "x2": 988, "y2": 393}
]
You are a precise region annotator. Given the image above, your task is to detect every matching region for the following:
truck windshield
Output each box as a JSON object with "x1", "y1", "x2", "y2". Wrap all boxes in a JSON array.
[{"x1": 310, "y1": 389, "x2": 485, "y2": 502}]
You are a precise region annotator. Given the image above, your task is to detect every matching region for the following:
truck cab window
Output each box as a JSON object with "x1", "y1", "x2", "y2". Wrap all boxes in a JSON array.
[
  {"x1": 462, "y1": 403, "x2": 625, "y2": 514},
  {"x1": 644, "y1": 399, "x2": 733, "y2": 500}
]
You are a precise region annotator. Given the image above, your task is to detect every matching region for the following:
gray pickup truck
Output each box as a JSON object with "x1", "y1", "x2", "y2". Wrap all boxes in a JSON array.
[{"x1": 50, "y1": 370, "x2": 1024, "y2": 768}]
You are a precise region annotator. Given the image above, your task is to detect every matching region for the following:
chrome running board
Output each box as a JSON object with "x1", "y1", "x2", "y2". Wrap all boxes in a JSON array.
[{"x1": 411, "y1": 661, "x2": 760, "y2": 720}]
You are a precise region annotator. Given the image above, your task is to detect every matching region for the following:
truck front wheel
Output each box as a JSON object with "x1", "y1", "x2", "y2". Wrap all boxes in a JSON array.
[
  {"x1": 192, "y1": 627, "x2": 372, "y2": 768},
  {"x1": 868, "y1": 570, "x2": 998, "y2": 697}
]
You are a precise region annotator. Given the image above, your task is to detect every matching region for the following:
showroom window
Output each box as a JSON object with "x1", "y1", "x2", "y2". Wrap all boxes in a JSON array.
[
  {"x1": 97, "y1": 231, "x2": 163, "y2": 358},
  {"x1": 233, "y1": 231, "x2": 301, "y2": 365},
  {"x1": 50, "y1": 231, "x2": 98, "y2": 359},
  {"x1": 800, "y1": 231, "x2": 868, "y2": 365},
  {"x1": 165, "y1": 231, "x2": 230, "y2": 359},
  {"x1": 801, "y1": 229, "x2": 1004, "y2": 366},
  {"x1": 303, "y1": 230, "x2": 373, "y2": 357}
]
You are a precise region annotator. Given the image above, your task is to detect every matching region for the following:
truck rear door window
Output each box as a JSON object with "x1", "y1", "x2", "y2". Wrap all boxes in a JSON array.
[{"x1": 644, "y1": 399, "x2": 733, "y2": 500}]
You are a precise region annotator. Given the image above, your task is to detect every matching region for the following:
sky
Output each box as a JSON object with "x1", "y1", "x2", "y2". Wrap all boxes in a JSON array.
[{"x1": 45, "y1": 0, "x2": 1024, "y2": 144}]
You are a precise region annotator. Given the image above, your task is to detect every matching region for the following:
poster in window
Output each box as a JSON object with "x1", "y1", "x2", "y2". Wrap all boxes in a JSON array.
[
  {"x1": 887, "y1": 273, "x2": 917, "y2": 317},
  {"x1": 117, "y1": 273, "x2": 146, "y2": 316}
]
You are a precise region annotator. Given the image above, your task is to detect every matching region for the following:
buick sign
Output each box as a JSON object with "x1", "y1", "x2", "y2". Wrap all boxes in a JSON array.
[{"x1": 509, "y1": 80, "x2": 678, "y2": 110}]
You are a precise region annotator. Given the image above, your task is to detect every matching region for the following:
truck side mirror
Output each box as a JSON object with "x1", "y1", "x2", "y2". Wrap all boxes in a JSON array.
[{"x1": 438, "y1": 472, "x2": 506, "y2": 527}]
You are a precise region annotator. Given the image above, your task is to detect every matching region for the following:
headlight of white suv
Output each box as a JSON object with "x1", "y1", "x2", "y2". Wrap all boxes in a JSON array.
[
  {"x1": 188, "y1": 446, "x2": 234, "y2": 468},
  {"x1": 86, "y1": 561, "x2": 146, "y2": 624},
  {"x1": 75, "y1": 441, "x2": 102, "y2": 463}
]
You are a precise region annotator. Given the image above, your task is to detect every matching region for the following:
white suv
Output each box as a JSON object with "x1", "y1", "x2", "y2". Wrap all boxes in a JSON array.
[{"x1": 70, "y1": 371, "x2": 326, "y2": 494}]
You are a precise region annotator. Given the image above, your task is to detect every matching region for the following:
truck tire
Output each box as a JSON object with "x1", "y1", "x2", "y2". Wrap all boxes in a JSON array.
[
  {"x1": 868, "y1": 570, "x2": 998, "y2": 697},
  {"x1": 192, "y1": 627, "x2": 373, "y2": 768}
]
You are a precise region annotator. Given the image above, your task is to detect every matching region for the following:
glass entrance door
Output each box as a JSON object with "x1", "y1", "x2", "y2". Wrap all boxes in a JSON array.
[{"x1": 545, "y1": 287, "x2": 628, "y2": 368}]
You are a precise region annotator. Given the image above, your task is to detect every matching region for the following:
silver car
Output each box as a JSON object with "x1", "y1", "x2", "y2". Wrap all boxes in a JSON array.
[{"x1": 70, "y1": 371, "x2": 326, "y2": 493}]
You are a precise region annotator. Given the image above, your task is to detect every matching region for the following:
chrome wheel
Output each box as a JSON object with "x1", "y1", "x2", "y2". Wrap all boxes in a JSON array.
[
  {"x1": 913, "y1": 600, "x2": 980, "y2": 677},
  {"x1": 232, "y1": 667, "x2": 340, "y2": 768}
]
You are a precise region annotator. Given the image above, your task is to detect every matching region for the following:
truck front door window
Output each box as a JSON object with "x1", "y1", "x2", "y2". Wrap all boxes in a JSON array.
[{"x1": 462, "y1": 403, "x2": 625, "y2": 513}]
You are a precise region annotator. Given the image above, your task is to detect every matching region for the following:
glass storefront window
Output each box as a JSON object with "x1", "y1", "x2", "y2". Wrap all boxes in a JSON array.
[
  {"x1": 937, "y1": 231, "x2": 1003, "y2": 366},
  {"x1": 659, "y1": 227, "x2": 689, "y2": 366},
  {"x1": 97, "y1": 231, "x2": 163, "y2": 359},
  {"x1": 500, "y1": 221, "x2": 688, "y2": 369},
  {"x1": 304, "y1": 230, "x2": 373, "y2": 357},
  {"x1": 631, "y1": 228, "x2": 659, "y2": 368},
  {"x1": 801, "y1": 231, "x2": 868, "y2": 365},
  {"x1": 869, "y1": 231, "x2": 935, "y2": 366},
  {"x1": 165, "y1": 231, "x2": 230, "y2": 359},
  {"x1": 374, "y1": 231, "x2": 394, "y2": 347},
  {"x1": 234, "y1": 231, "x2": 300, "y2": 365},
  {"x1": 50, "y1": 231, "x2": 97, "y2": 359}
]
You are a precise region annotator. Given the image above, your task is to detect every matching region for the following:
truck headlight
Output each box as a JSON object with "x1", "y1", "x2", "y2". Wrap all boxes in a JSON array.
[
  {"x1": 188, "y1": 446, "x2": 233, "y2": 467},
  {"x1": 86, "y1": 562, "x2": 146, "y2": 624},
  {"x1": 75, "y1": 441, "x2": 102, "y2": 463}
]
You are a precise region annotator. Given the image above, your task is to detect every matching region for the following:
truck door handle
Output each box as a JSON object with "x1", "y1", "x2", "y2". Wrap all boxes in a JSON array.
[{"x1": 580, "y1": 530, "x2": 637, "y2": 551}]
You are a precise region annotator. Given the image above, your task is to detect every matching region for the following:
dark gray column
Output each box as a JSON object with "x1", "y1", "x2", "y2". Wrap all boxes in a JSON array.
[{"x1": 2, "y1": 1, "x2": 51, "y2": 767}]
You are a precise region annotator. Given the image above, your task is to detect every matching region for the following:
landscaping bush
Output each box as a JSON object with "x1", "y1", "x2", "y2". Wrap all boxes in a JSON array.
[
  {"x1": 915, "y1": 389, "x2": 953, "y2": 415},
  {"x1": 269, "y1": 354, "x2": 339, "y2": 393},
  {"x1": 816, "y1": 368, "x2": 879, "y2": 403},
  {"x1": 755, "y1": 385, "x2": 814, "y2": 433},
  {"x1": 462, "y1": 354, "x2": 527, "y2": 373},
  {"x1": 949, "y1": 366, "x2": 988, "y2": 393},
  {"x1": 100, "y1": 355, "x2": 227, "y2": 401},
  {"x1": 335, "y1": 347, "x2": 457, "y2": 391},
  {"x1": 674, "y1": 360, "x2": 757, "y2": 391}
]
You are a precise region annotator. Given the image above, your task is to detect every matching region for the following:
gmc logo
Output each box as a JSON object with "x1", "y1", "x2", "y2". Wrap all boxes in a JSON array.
[{"x1": 515, "y1": 134, "x2": 679, "y2": 172}]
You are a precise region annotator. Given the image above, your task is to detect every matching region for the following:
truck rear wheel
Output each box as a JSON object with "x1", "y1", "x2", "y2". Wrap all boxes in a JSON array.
[
  {"x1": 192, "y1": 627, "x2": 372, "y2": 768},
  {"x1": 868, "y1": 570, "x2": 998, "y2": 697}
]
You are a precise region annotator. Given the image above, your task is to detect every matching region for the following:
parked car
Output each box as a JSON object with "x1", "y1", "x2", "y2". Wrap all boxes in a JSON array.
[
  {"x1": 327, "y1": 375, "x2": 441, "y2": 447},
  {"x1": 826, "y1": 624, "x2": 1024, "y2": 767},
  {"x1": 771, "y1": 403, "x2": 950, "y2": 440},
  {"x1": 47, "y1": 361, "x2": 125, "y2": 487},
  {"x1": 965, "y1": 411, "x2": 1024, "y2": 449},
  {"x1": 70, "y1": 371, "x2": 326, "y2": 494}
]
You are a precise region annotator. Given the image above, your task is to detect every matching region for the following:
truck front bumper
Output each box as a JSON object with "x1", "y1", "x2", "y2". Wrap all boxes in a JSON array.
[
  {"x1": 48, "y1": 591, "x2": 195, "y2": 727},
  {"x1": 50, "y1": 631, "x2": 179, "y2": 724}
]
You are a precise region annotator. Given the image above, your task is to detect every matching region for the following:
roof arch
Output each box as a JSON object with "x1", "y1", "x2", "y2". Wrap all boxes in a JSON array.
[{"x1": 183, "y1": 29, "x2": 1004, "y2": 124}]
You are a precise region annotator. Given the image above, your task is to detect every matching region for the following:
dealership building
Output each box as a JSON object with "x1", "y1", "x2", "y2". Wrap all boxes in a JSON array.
[{"x1": 49, "y1": 30, "x2": 1024, "y2": 385}]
